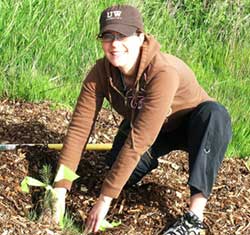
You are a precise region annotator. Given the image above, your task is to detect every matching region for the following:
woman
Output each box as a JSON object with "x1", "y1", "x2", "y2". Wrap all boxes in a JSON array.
[{"x1": 53, "y1": 4, "x2": 232, "y2": 234}]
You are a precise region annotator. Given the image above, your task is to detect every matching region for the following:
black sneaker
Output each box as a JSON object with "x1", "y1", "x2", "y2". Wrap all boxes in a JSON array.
[{"x1": 163, "y1": 211, "x2": 205, "y2": 235}]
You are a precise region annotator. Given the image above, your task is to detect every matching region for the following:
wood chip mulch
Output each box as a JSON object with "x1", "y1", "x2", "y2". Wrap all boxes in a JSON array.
[{"x1": 0, "y1": 99, "x2": 249, "y2": 235}]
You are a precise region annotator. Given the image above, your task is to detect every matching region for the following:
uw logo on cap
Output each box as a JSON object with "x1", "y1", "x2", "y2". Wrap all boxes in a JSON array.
[{"x1": 106, "y1": 10, "x2": 122, "y2": 20}]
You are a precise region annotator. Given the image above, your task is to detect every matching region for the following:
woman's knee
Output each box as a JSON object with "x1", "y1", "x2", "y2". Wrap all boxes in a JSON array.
[
  {"x1": 194, "y1": 101, "x2": 231, "y2": 128},
  {"x1": 188, "y1": 101, "x2": 232, "y2": 145},
  {"x1": 197, "y1": 101, "x2": 229, "y2": 119},
  {"x1": 203, "y1": 102, "x2": 231, "y2": 138}
]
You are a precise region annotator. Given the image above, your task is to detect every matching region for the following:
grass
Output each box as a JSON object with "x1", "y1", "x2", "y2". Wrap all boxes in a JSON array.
[
  {"x1": 61, "y1": 212, "x2": 83, "y2": 235},
  {"x1": 0, "y1": 0, "x2": 249, "y2": 157}
]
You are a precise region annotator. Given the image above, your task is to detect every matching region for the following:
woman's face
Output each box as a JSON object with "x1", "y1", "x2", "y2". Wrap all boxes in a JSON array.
[{"x1": 101, "y1": 31, "x2": 144, "y2": 74}]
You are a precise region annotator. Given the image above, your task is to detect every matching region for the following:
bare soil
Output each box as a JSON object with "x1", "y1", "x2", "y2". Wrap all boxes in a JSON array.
[{"x1": 0, "y1": 99, "x2": 249, "y2": 235}]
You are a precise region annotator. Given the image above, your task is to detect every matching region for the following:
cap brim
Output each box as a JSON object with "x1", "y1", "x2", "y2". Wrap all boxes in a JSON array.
[{"x1": 100, "y1": 24, "x2": 137, "y2": 36}]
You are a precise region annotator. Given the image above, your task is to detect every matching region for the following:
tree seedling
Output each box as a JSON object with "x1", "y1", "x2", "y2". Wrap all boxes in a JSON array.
[{"x1": 21, "y1": 164, "x2": 122, "y2": 232}]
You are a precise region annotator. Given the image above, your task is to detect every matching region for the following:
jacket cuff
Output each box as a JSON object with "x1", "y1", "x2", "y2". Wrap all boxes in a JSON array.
[
  {"x1": 100, "y1": 181, "x2": 121, "y2": 199},
  {"x1": 53, "y1": 179, "x2": 72, "y2": 191}
]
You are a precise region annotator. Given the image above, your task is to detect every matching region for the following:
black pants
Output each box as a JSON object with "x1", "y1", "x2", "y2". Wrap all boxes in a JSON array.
[{"x1": 105, "y1": 101, "x2": 232, "y2": 198}]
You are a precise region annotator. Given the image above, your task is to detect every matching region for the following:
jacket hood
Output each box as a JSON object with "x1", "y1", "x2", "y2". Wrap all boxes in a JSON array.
[{"x1": 135, "y1": 34, "x2": 161, "y2": 82}]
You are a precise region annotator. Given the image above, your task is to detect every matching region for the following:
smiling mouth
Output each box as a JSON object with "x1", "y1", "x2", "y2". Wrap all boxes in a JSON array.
[{"x1": 111, "y1": 51, "x2": 124, "y2": 56}]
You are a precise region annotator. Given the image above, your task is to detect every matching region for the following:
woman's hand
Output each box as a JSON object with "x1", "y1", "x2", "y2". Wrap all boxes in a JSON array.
[
  {"x1": 84, "y1": 194, "x2": 112, "y2": 234},
  {"x1": 52, "y1": 187, "x2": 67, "y2": 224}
]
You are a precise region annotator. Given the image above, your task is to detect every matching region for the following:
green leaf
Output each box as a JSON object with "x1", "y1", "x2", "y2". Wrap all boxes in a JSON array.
[
  {"x1": 21, "y1": 176, "x2": 47, "y2": 193},
  {"x1": 99, "y1": 219, "x2": 121, "y2": 231},
  {"x1": 111, "y1": 220, "x2": 122, "y2": 227},
  {"x1": 54, "y1": 164, "x2": 79, "y2": 182},
  {"x1": 21, "y1": 177, "x2": 30, "y2": 193},
  {"x1": 25, "y1": 176, "x2": 47, "y2": 187}
]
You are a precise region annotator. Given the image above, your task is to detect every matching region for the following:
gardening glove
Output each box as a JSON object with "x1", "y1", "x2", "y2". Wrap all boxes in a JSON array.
[
  {"x1": 53, "y1": 187, "x2": 67, "y2": 224},
  {"x1": 83, "y1": 194, "x2": 112, "y2": 234}
]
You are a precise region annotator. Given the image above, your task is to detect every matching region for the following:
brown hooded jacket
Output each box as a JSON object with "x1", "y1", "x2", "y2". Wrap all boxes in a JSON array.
[{"x1": 55, "y1": 35, "x2": 212, "y2": 198}]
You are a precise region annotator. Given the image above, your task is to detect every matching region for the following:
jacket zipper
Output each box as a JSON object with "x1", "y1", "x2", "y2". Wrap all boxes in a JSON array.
[{"x1": 109, "y1": 76, "x2": 128, "y2": 107}]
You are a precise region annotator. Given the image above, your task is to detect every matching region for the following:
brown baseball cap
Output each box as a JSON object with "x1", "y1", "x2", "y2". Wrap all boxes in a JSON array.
[{"x1": 99, "y1": 5, "x2": 144, "y2": 36}]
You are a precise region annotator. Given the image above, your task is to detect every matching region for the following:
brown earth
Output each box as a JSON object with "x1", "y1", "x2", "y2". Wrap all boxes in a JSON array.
[{"x1": 0, "y1": 99, "x2": 249, "y2": 235}]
